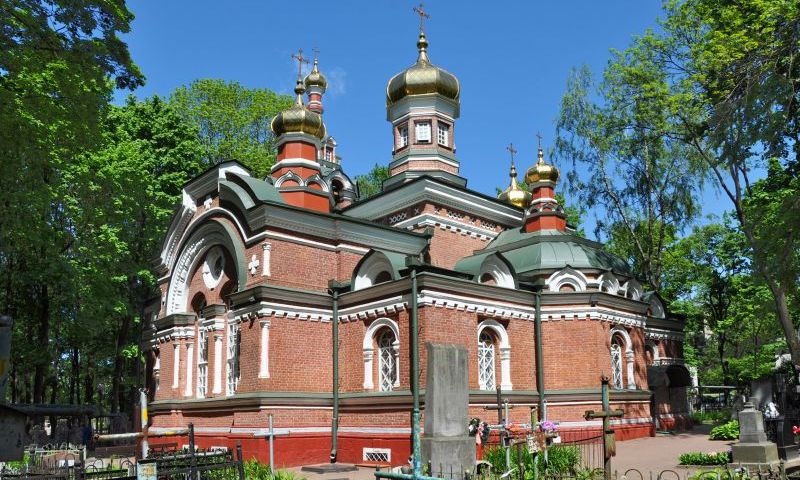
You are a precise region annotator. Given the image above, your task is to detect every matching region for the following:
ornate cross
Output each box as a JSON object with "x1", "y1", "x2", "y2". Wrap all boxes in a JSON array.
[
  {"x1": 248, "y1": 254, "x2": 260, "y2": 276},
  {"x1": 536, "y1": 132, "x2": 543, "y2": 150},
  {"x1": 291, "y1": 48, "x2": 309, "y2": 79},
  {"x1": 506, "y1": 143, "x2": 518, "y2": 165},
  {"x1": 413, "y1": 3, "x2": 430, "y2": 31}
]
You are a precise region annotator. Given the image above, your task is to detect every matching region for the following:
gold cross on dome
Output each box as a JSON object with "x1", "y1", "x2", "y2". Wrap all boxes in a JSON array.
[
  {"x1": 413, "y1": 3, "x2": 430, "y2": 31},
  {"x1": 536, "y1": 132, "x2": 543, "y2": 149},
  {"x1": 312, "y1": 47, "x2": 320, "y2": 62},
  {"x1": 291, "y1": 48, "x2": 309, "y2": 79},
  {"x1": 506, "y1": 143, "x2": 518, "y2": 164}
]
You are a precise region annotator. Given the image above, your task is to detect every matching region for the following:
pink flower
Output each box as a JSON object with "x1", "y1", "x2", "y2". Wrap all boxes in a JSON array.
[{"x1": 792, "y1": 425, "x2": 800, "y2": 435}]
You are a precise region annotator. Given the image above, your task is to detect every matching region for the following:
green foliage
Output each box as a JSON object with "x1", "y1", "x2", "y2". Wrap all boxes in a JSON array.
[
  {"x1": 690, "y1": 411, "x2": 730, "y2": 424},
  {"x1": 709, "y1": 421, "x2": 739, "y2": 441},
  {"x1": 679, "y1": 451, "x2": 730, "y2": 466},
  {"x1": 355, "y1": 163, "x2": 390, "y2": 199},
  {"x1": 483, "y1": 445, "x2": 581, "y2": 477},
  {"x1": 169, "y1": 79, "x2": 293, "y2": 178}
]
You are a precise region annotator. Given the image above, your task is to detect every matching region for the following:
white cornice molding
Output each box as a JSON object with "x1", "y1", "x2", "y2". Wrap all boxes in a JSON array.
[
  {"x1": 345, "y1": 179, "x2": 523, "y2": 226},
  {"x1": 392, "y1": 214, "x2": 498, "y2": 241},
  {"x1": 645, "y1": 327, "x2": 684, "y2": 341},
  {"x1": 232, "y1": 301, "x2": 333, "y2": 323}
]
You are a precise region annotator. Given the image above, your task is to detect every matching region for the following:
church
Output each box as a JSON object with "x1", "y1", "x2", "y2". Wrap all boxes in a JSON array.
[{"x1": 142, "y1": 19, "x2": 690, "y2": 468}]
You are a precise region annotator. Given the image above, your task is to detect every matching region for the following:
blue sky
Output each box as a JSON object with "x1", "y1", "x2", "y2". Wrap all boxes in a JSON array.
[{"x1": 118, "y1": 0, "x2": 730, "y2": 240}]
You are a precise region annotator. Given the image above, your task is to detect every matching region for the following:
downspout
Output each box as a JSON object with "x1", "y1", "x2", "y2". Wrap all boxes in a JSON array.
[
  {"x1": 328, "y1": 281, "x2": 344, "y2": 463},
  {"x1": 406, "y1": 257, "x2": 422, "y2": 476},
  {"x1": 534, "y1": 290, "x2": 546, "y2": 420}
]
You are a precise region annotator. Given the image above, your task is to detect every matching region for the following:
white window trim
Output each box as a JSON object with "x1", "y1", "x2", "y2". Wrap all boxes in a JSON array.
[
  {"x1": 477, "y1": 319, "x2": 512, "y2": 391},
  {"x1": 478, "y1": 254, "x2": 515, "y2": 289},
  {"x1": 363, "y1": 318, "x2": 400, "y2": 390},
  {"x1": 610, "y1": 327, "x2": 636, "y2": 390},
  {"x1": 415, "y1": 121, "x2": 431, "y2": 143},
  {"x1": 226, "y1": 322, "x2": 240, "y2": 396},
  {"x1": 437, "y1": 122, "x2": 449, "y2": 147},
  {"x1": 546, "y1": 267, "x2": 588, "y2": 292},
  {"x1": 197, "y1": 330, "x2": 208, "y2": 398},
  {"x1": 398, "y1": 125, "x2": 409, "y2": 148}
]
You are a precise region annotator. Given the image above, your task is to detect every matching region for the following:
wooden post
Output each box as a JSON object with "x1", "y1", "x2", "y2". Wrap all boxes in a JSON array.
[{"x1": 584, "y1": 377, "x2": 624, "y2": 480}]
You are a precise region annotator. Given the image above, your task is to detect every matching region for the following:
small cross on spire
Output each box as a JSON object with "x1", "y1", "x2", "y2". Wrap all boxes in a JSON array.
[
  {"x1": 506, "y1": 143, "x2": 518, "y2": 165},
  {"x1": 536, "y1": 132, "x2": 543, "y2": 150},
  {"x1": 413, "y1": 3, "x2": 430, "y2": 31},
  {"x1": 291, "y1": 48, "x2": 309, "y2": 80},
  {"x1": 312, "y1": 47, "x2": 320, "y2": 62}
]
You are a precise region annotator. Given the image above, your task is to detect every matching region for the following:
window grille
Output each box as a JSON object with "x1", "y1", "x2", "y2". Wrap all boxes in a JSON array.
[
  {"x1": 378, "y1": 330, "x2": 397, "y2": 392},
  {"x1": 399, "y1": 125, "x2": 408, "y2": 148},
  {"x1": 197, "y1": 330, "x2": 208, "y2": 398},
  {"x1": 363, "y1": 447, "x2": 391, "y2": 463},
  {"x1": 415, "y1": 122, "x2": 431, "y2": 143},
  {"x1": 478, "y1": 332, "x2": 496, "y2": 391},
  {"x1": 611, "y1": 343, "x2": 623, "y2": 389},
  {"x1": 437, "y1": 123, "x2": 449, "y2": 146},
  {"x1": 226, "y1": 322, "x2": 240, "y2": 395}
]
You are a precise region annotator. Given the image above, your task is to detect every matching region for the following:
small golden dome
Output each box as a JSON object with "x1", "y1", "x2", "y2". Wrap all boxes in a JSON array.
[
  {"x1": 271, "y1": 80, "x2": 326, "y2": 139},
  {"x1": 304, "y1": 58, "x2": 327, "y2": 91},
  {"x1": 525, "y1": 145, "x2": 560, "y2": 185},
  {"x1": 386, "y1": 31, "x2": 460, "y2": 106},
  {"x1": 498, "y1": 161, "x2": 532, "y2": 209}
]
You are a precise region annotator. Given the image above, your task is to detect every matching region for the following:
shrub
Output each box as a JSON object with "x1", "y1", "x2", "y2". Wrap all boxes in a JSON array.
[
  {"x1": 691, "y1": 411, "x2": 731, "y2": 424},
  {"x1": 482, "y1": 444, "x2": 581, "y2": 476},
  {"x1": 678, "y1": 451, "x2": 730, "y2": 466},
  {"x1": 709, "y1": 421, "x2": 740, "y2": 440}
]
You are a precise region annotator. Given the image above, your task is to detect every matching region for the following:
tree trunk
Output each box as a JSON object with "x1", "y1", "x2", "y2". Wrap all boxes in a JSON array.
[
  {"x1": 33, "y1": 283, "x2": 49, "y2": 404},
  {"x1": 110, "y1": 314, "x2": 132, "y2": 413},
  {"x1": 70, "y1": 347, "x2": 80, "y2": 404}
]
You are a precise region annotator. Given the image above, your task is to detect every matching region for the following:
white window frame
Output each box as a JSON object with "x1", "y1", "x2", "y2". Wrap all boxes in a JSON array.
[
  {"x1": 378, "y1": 330, "x2": 397, "y2": 392},
  {"x1": 197, "y1": 330, "x2": 208, "y2": 398},
  {"x1": 398, "y1": 125, "x2": 408, "y2": 148},
  {"x1": 478, "y1": 331, "x2": 496, "y2": 391},
  {"x1": 611, "y1": 342, "x2": 623, "y2": 389},
  {"x1": 226, "y1": 322, "x2": 240, "y2": 396},
  {"x1": 415, "y1": 121, "x2": 431, "y2": 143},
  {"x1": 437, "y1": 122, "x2": 449, "y2": 147}
]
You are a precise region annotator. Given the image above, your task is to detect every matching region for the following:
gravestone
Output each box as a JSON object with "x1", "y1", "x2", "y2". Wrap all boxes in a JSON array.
[
  {"x1": 422, "y1": 343, "x2": 475, "y2": 474},
  {"x1": 731, "y1": 398, "x2": 779, "y2": 465}
]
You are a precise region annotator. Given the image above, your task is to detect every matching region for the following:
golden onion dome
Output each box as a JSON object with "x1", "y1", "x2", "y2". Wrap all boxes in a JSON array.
[
  {"x1": 304, "y1": 58, "x2": 327, "y2": 91},
  {"x1": 525, "y1": 145, "x2": 560, "y2": 185},
  {"x1": 498, "y1": 161, "x2": 532, "y2": 209},
  {"x1": 386, "y1": 30, "x2": 460, "y2": 106},
  {"x1": 270, "y1": 80, "x2": 326, "y2": 139}
]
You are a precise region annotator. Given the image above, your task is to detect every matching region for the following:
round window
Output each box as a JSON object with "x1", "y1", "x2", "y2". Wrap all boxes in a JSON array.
[{"x1": 202, "y1": 247, "x2": 226, "y2": 289}]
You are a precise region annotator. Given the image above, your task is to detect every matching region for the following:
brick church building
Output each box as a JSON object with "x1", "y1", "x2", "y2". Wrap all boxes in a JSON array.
[{"x1": 142, "y1": 24, "x2": 690, "y2": 467}]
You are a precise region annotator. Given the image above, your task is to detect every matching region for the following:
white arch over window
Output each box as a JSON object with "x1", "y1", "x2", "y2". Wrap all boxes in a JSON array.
[
  {"x1": 354, "y1": 252, "x2": 395, "y2": 291},
  {"x1": 597, "y1": 272, "x2": 620, "y2": 295},
  {"x1": 622, "y1": 279, "x2": 643, "y2": 301},
  {"x1": 478, "y1": 254, "x2": 516, "y2": 289},
  {"x1": 305, "y1": 174, "x2": 329, "y2": 192},
  {"x1": 166, "y1": 221, "x2": 244, "y2": 315},
  {"x1": 477, "y1": 319, "x2": 512, "y2": 391},
  {"x1": 610, "y1": 327, "x2": 636, "y2": 390},
  {"x1": 363, "y1": 318, "x2": 400, "y2": 390},
  {"x1": 274, "y1": 170, "x2": 304, "y2": 188},
  {"x1": 546, "y1": 267, "x2": 588, "y2": 292}
]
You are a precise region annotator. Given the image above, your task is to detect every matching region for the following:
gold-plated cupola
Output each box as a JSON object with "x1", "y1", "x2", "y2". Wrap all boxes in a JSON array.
[
  {"x1": 304, "y1": 58, "x2": 327, "y2": 91},
  {"x1": 386, "y1": 30, "x2": 460, "y2": 106},
  {"x1": 524, "y1": 142, "x2": 560, "y2": 185},
  {"x1": 270, "y1": 79, "x2": 326, "y2": 139}
]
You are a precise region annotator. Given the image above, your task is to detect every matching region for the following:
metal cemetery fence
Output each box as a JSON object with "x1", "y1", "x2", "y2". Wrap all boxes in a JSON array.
[{"x1": 0, "y1": 424, "x2": 245, "y2": 480}]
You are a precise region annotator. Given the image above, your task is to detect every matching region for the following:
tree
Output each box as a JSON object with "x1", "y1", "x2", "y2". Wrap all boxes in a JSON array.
[
  {"x1": 169, "y1": 79, "x2": 293, "y2": 178},
  {"x1": 555, "y1": 61, "x2": 704, "y2": 292},
  {"x1": 0, "y1": 0, "x2": 143, "y2": 404},
  {"x1": 658, "y1": 0, "x2": 800, "y2": 366},
  {"x1": 355, "y1": 163, "x2": 390, "y2": 199},
  {"x1": 67, "y1": 96, "x2": 204, "y2": 411}
]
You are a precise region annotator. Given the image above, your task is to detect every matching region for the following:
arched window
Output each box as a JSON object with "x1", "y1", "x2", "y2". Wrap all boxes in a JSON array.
[
  {"x1": 197, "y1": 329, "x2": 208, "y2": 398},
  {"x1": 378, "y1": 329, "x2": 398, "y2": 392},
  {"x1": 611, "y1": 338, "x2": 624, "y2": 389},
  {"x1": 374, "y1": 271, "x2": 393, "y2": 285},
  {"x1": 363, "y1": 318, "x2": 400, "y2": 390},
  {"x1": 478, "y1": 331, "x2": 496, "y2": 391}
]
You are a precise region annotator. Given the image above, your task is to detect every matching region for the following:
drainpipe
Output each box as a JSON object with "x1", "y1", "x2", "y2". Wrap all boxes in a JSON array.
[
  {"x1": 406, "y1": 257, "x2": 422, "y2": 476},
  {"x1": 328, "y1": 280, "x2": 345, "y2": 463},
  {"x1": 534, "y1": 290, "x2": 546, "y2": 420}
]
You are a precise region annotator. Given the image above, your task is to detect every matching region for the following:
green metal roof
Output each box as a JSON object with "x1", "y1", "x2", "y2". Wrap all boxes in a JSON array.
[
  {"x1": 455, "y1": 228, "x2": 631, "y2": 277},
  {"x1": 226, "y1": 172, "x2": 285, "y2": 204}
]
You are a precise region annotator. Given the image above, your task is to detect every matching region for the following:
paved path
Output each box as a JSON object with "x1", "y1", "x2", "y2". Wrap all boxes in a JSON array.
[
  {"x1": 613, "y1": 425, "x2": 735, "y2": 474},
  {"x1": 289, "y1": 426, "x2": 733, "y2": 479}
]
